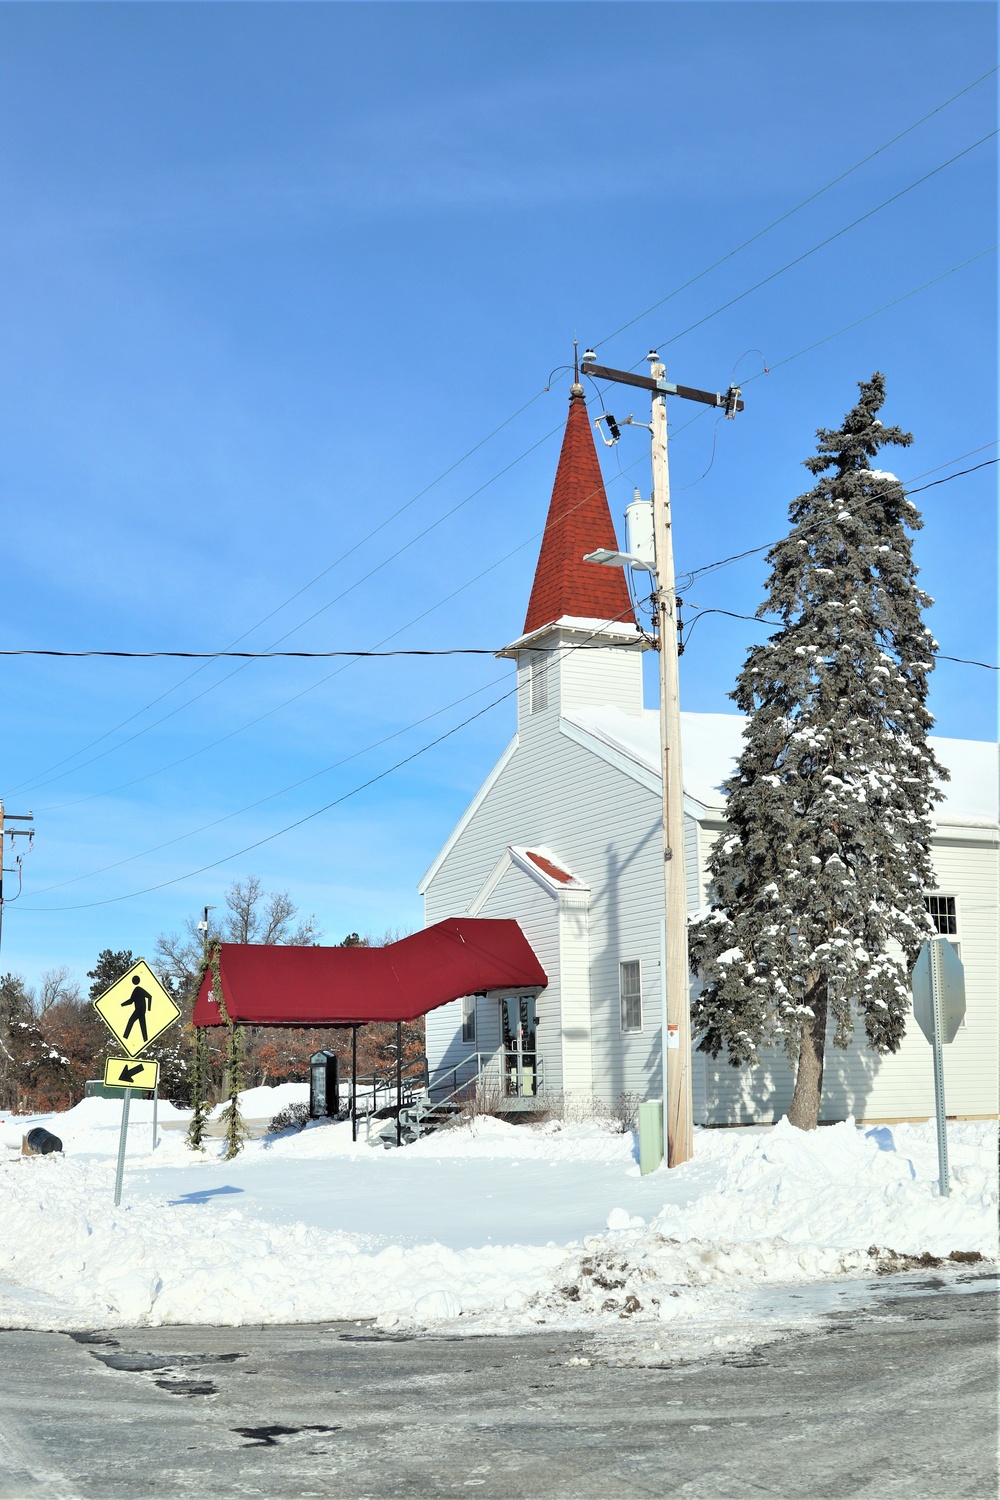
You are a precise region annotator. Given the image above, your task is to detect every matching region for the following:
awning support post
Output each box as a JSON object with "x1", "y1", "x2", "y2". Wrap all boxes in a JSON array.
[
  {"x1": 396, "y1": 1020, "x2": 402, "y2": 1148},
  {"x1": 351, "y1": 1025, "x2": 358, "y2": 1143}
]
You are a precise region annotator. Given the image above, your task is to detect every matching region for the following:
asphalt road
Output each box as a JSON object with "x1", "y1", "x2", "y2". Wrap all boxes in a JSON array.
[{"x1": 0, "y1": 1279, "x2": 995, "y2": 1500}]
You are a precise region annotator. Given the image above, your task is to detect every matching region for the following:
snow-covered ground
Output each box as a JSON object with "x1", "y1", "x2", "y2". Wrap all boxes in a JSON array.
[{"x1": 0, "y1": 1089, "x2": 995, "y2": 1348}]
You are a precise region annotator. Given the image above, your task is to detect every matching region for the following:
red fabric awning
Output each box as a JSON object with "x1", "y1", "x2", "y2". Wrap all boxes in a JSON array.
[{"x1": 191, "y1": 917, "x2": 547, "y2": 1028}]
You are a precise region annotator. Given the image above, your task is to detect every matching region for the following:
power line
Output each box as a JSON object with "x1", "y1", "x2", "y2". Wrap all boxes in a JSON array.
[
  {"x1": 740, "y1": 246, "x2": 997, "y2": 387},
  {"x1": 937, "y1": 655, "x2": 1000, "y2": 671},
  {"x1": 0, "y1": 645, "x2": 561, "y2": 660},
  {"x1": 12, "y1": 447, "x2": 996, "y2": 663},
  {"x1": 16, "y1": 441, "x2": 995, "y2": 898},
  {"x1": 20, "y1": 259, "x2": 995, "y2": 819},
  {"x1": 31, "y1": 453, "x2": 651, "y2": 816},
  {"x1": 655, "y1": 132, "x2": 997, "y2": 352},
  {"x1": 10, "y1": 82, "x2": 993, "y2": 801},
  {"x1": 13, "y1": 230, "x2": 993, "y2": 801},
  {"x1": 681, "y1": 607, "x2": 998, "y2": 672},
  {"x1": 22, "y1": 440, "x2": 994, "y2": 887},
  {"x1": 26, "y1": 671, "x2": 516, "y2": 897},
  {"x1": 595, "y1": 66, "x2": 997, "y2": 349},
  {"x1": 679, "y1": 454, "x2": 999, "y2": 588},
  {"x1": 17, "y1": 607, "x2": 639, "y2": 912}
]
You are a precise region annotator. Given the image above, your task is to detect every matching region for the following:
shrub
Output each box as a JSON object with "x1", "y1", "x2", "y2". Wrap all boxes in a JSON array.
[{"x1": 268, "y1": 1102, "x2": 310, "y2": 1133}]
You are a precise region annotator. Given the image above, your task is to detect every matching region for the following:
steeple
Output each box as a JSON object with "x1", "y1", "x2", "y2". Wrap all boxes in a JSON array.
[{"x1": 522, "y1": 384, "x2": 635, "y2": 636}]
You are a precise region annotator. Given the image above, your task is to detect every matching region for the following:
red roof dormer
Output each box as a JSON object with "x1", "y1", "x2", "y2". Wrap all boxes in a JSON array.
[{"x1": 522, "y1": 384, "x2": 636, "y2": 636}]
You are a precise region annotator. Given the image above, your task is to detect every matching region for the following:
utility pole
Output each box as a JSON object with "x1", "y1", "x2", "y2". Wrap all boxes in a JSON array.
[
  {"x1": 582, "y1": 350, "x2": 743, "y2": 1167},
  {"x1": 0, "y1": 801, "x2": 35, "y2": 961}
]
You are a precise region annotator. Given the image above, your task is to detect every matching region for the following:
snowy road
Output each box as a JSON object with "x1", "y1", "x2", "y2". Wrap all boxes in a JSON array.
[{"x1": 0, "y1": 1277, "x2": 995, "y2": 1499}]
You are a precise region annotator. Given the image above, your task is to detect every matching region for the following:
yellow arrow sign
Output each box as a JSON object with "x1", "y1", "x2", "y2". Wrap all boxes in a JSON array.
[
  {"x1": 103, "y1": 1056, "x2": 160, "y2": 1091},
  {"x1": 93, "y1": 960, "x2": 180, "y2": 1058}
]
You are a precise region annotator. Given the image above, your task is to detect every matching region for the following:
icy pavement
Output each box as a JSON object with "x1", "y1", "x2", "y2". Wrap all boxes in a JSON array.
[{"x1": 0, "y1": 1090, "x2": 994, "y2": 1343}]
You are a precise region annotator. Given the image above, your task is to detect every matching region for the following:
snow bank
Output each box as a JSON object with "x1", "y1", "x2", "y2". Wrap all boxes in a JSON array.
[
  {"x1": 0, "y1": 1155, "x2": 564, "y2": 1329},
  {"x1": 0, "y1": 1113, "x2": 993, "y2": 1334},
  {"x1": 652, "y1": 1118, "x2": 997, "y2": 1257},
  {"x1": 528, "y1": 1119, "x2": 996, "y2": 1328},
  {"x1": 208, "y1": 1082, "x2": 309, "y2": 1120}
]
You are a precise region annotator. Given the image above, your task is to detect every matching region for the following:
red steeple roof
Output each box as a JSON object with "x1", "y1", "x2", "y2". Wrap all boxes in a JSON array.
[{"x1": 523, "y1": 386, "x2": 635, "y2": 636}]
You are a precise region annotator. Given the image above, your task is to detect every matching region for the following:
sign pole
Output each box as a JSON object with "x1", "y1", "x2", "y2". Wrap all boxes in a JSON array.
[
  {"x1": 152, "y1": 1084, "x2": 158, "y2": 1152},
  {"x1": 930, "y1": 938, "x2": 950, "y2": 1198},
  {"x1": 114, "y1": 1088, "x2": 132, "y2": 1207}
]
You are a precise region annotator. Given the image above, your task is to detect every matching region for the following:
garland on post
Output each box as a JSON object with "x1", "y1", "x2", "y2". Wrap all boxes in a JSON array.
[
  {"x1": 185, "y1": 952, "x2": 212, "y2": 1152},
  {"x1": 211, "y1": 942, "x2": 249, "y2": 1159}
]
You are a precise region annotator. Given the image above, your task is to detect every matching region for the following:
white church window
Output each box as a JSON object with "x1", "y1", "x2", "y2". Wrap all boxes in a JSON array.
[
  {"x1": 461, "y1": 994, "x2": 477, "y2": 1045},
  {"x1": 923, "y1": 893, "x2": 957, "y2": 936},
  {"x1": 923, "y1": 893, "x2": 961, "y2": 962},
  {"x1": 620, "y1": 960, "x2": 642, "y2": 1032},
  {"x1": 529, "y1": 652, "x2": 550, "y2": 713}
]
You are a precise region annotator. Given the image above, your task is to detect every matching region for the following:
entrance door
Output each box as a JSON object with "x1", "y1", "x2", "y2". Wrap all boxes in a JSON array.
[{"x1": 501, "y1": 997, "x2": 538, "y2": 1097}]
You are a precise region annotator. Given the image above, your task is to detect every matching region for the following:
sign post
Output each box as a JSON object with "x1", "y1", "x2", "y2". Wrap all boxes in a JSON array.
[
  {"x1": 93, "y1": 960, "x2": 179, "y2": 1204},
  {"x1": 911, "y1": 936, "x2": 967, "y2": 1198},
  {"x1": 114, "y1": 1088, "x2": 132, "y2": 1207}
]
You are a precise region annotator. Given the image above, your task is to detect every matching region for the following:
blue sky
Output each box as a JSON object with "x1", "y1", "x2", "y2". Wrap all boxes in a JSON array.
[{"x1": 1, "y1": 2, "x2": 995, "y2": 989}]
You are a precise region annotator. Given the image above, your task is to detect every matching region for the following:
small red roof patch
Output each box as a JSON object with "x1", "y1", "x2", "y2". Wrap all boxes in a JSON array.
[{"x1": 525, "y1": 849, "x2": 573, "y2": 884}]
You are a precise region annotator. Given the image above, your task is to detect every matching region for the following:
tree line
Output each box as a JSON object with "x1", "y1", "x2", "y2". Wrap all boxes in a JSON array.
[{"x1": 0, "y1": 876, "x2": 423, "y2": 1114}]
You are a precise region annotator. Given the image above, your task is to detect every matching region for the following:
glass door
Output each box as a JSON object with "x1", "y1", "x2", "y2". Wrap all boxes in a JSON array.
[{"x1": 501, "y1": 997, "x2": 538, "y2": 1096}]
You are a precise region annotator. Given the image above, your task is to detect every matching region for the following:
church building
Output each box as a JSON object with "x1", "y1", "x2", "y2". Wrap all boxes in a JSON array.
[{"x1": 419, "y1": 381, "x2": 999, "y2": 1125}]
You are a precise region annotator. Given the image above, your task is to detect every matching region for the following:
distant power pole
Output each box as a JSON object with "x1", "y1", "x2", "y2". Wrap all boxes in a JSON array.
[
  {"x1": 582, "y1": 349, "x2": 743, "y2": 1167},
  {"x1": 0, "y1": 801, "x2": 35, "y2": 960}
]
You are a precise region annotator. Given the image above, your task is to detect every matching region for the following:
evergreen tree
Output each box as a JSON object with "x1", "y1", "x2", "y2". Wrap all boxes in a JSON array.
[
  {"x1": 688, "y1": 374, "x2": 944, "y2": 1129},
  {"x1": 86, "y1": 949, "x2": 135, "y2": 1000}
]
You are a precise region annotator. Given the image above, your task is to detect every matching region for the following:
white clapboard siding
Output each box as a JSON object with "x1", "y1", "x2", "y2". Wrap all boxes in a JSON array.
[
  {"x1": 694, "y1": 817, "x2": 999, "y2": 1122},
  {"x1": 468, "y1": 859, "x2": 564, "y2": 1097},
  {"x1": 423, "y1": 707, "x2": 665, "y2": 1106},
  {"x1": 423, "y1": 642, "x2": 998, "y2": 1123}
]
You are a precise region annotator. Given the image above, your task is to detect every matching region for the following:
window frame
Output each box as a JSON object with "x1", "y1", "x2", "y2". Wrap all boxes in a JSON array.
[
  {"x1": 619, "y1": 959, "x2": 643, "y2": 1034},
  {"x1": 461, "y1": 994, "x2": 477, "y2": 1046},
  {"x1": 923, "y1": 892, "x2": 960, "y2": 942},
  {"x1": 922, "y1": 893, "x2": 965, "y2": 1024}
]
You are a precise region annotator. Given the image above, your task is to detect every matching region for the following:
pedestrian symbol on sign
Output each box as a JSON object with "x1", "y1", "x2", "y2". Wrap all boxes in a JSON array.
[{"x1": 122, "y1": 975, "x2": 153, "y2": 1044}]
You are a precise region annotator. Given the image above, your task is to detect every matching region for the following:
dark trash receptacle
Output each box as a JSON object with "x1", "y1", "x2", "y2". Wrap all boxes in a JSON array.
[
  {"x1": 24, "y1": 1127, "x2": 62, "y2": 1155},
  {"x1": 309, "y1": 1050, "x2": 339, "y2": 1119}
]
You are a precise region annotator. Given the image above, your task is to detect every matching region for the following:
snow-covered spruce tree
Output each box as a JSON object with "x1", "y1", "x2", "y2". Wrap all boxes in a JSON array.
[{"x1": 688, "y1": 374, "x2": 944, "y2": 1130}]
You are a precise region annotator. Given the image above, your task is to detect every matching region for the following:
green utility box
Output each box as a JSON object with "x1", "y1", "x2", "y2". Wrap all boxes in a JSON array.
[
  {"x1": 637, "y1": 1100, "x2": 663, "y2": 1174},
  {"x1": 85, "y1": 1080, "x2": 153, "y2": 1100}
]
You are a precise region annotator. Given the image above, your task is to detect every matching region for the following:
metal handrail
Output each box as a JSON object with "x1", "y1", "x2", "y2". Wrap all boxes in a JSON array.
[{"x1": 364, "y1": 1047, "x2": 549, "y2": 1147}]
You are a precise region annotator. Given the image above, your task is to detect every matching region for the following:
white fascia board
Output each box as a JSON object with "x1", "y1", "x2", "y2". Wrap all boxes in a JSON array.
[
  {"x1": 417, "y1": 735, "x2": 519, "y2": 895},
  {"x1": 498, "y1": 617, "x2": 644, "y2": 659},
  {"x1": 559, "y1": 716, "x2": 661, "y2": 797},
  {"x1": 467, "y1": 844, "x2": 591, "y2": 916},
  {"x1": 466, "y1": 847, "x2": 515, "y2": 917},
  {"x1": 931, "y1": 820, "x2": 999, "y2": 846}
]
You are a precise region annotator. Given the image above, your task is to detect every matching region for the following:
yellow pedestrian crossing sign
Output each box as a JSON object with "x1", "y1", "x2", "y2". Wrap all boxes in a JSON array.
[
  {"x1": 103, "y1": 1056, "x2": 159, "y2": 1091},
  {"x1": 93, "y1": 959, "x2": 180, "y2": 1058}
]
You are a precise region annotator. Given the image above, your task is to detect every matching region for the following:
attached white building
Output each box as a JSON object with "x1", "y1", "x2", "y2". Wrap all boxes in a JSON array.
[{"x1": 420, "y1": 383, "x2": 1000, "y2": 1124}]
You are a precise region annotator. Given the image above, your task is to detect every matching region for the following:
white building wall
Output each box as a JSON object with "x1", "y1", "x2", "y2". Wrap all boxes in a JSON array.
[
  {"x1": 423, "y1": 717, "x2": 665, "y2": 1107},
  {"x1": 555, "y1": 643, "x2": 644, "y2": 718},
  {"x1": 694, "y1": 818, "x2": 999, "y2": 1123},
  {"x1": 468, "y1": 861, "x2": 564, "y2": 1098},
  {"x1": 559, "y1": 901, "x2": 594, "y2": 1096},
  {"x1": 423, "y1": 647, "x2": 998, "y2": 1124}
]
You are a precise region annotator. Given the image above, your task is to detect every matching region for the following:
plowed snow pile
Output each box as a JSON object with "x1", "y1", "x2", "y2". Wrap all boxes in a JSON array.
[{"x1": 0, "y1": 1093, "x2": 994, "y2": 1334}]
